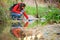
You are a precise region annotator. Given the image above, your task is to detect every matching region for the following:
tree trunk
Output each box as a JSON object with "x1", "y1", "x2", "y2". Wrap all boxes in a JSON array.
[
  {"x1": 21, "y1": 0, "x2": 24, "y2": 2},
  {"x1": 34, "y1": 0, "x2": 39, "y2": 18}
]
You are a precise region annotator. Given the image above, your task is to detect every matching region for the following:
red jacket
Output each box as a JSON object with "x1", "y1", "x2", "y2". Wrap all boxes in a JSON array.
[{"x1": 12, "y1": 3, "x2": 28, "y2": 19}]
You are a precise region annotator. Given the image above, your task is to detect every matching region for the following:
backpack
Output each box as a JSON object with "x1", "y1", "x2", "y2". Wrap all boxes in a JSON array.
[{"x1": 9, "y1": 4, "x2": 17, "y2": 11}]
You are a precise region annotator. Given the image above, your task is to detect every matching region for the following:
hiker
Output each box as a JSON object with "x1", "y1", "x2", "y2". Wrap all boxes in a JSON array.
[
  {"x1": 10, "y1": 2, "x2": 31, "y2": 40},
  {"x1": 10, "y1": 2, "x2": 28, "y2": 20}
]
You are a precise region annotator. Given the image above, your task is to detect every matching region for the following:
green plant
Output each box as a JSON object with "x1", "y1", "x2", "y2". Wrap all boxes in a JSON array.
[
  {"x1": 25, "y1": 6, "x2": 36, "y2": 15},
  {"x1": 44, "y1": 7, "x2": 60, "y2": 23},
  {"x1": 25, "y1": 6, "x2": 60, "y2": 25}
]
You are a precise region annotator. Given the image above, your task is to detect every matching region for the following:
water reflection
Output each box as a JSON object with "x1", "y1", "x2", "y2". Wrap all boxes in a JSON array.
[
  {"x1": 11, "y1": 22, "x2": 22, "y2": 28},
  {"x1": 10, "y1": 22, "x2": 27, "y2": 39}
]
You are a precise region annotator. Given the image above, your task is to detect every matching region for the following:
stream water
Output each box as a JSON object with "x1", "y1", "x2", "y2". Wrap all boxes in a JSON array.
[{"x1": 0, "y1": 22, "x2": 60, "y2": 40}]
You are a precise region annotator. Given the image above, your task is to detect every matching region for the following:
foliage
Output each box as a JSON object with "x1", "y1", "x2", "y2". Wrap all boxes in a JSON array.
[
  {"x1": 43, "y1": 7, "x2": 60, "y2": 23},
  {"x1": 25, "y1": 6, "x2": 60, "y2": 25},
  {"x1": 0, "y1": 24, "x2": 7, "y2": 34},
  {"x1": 25, "y1": 6, "x2": 36, "y2": 15},
  {"x1": 0, "y1": 0, "x2": 14, "y2": 22},
  {"x1": 0, "y1": 6, "x2": 7, "y2": 21}
]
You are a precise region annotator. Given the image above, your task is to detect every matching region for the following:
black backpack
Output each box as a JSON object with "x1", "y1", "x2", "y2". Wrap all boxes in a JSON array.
[{"x1": 9, "y1": 4, "x2": 17, "y2": 11}]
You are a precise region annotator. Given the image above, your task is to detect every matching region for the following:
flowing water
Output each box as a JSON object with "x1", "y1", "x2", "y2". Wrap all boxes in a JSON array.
[{"x1": 0, "y1": 22, "x2": 60, "y2": 40}]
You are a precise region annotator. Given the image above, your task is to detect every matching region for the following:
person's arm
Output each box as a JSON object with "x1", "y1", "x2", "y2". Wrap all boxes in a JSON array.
[
  {"x1": 12, "y1": 4, "x2": 20, "y2": 13},
  {"x1": 23, "y1": 12, "x2": 28, "y2": 19}
]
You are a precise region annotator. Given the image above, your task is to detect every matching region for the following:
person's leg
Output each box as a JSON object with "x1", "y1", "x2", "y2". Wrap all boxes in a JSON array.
[
  {"x1": 11, "y1": 12, "x2": 16, "y2": 20},
  {"x1": 16, "y1": 14, "x2": 22, "y2": 20}
]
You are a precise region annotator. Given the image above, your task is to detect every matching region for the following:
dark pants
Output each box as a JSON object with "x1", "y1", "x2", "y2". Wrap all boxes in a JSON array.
[{"x1": 11, "y1": 12, "x2": 22, "y2": 20}]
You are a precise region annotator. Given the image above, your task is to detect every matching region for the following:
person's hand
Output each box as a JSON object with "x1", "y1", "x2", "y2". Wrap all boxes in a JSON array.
[
  {"x1": 20, "y1": 10, "x2": 24, "y2": 14},
  {"x1": 28, "y1": 19, "x2": 32, "y2": 21},
  {"x1": 28, "y1": 19, "x2": 32, "y2": 22},
  {"x1": 20, "y1": 12, "x2": 22, "y2": 14}
]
